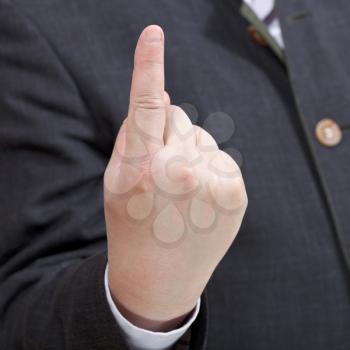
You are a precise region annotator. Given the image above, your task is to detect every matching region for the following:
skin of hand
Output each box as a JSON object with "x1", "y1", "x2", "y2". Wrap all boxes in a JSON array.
[{"x1": 104, "y1": 25, "x2": 248, "y2": 332}]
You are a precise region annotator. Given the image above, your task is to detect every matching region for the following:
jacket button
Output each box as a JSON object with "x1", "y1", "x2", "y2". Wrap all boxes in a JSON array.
[
  {"x1": 247, "y1": 26, "x2": 268, "y2": 47},
  {"x1": 315, "y1": 118, "x2": 342, "y2": 147}
]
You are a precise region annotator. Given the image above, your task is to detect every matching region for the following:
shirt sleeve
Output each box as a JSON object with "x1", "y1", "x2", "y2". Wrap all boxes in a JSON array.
[{"x1": 104, "y1": 265, "x2": 201, "y2": 350}]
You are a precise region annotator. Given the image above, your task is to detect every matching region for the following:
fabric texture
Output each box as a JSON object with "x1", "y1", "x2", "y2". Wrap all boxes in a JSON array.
[{"x1": 1, "y1": 0, "x2": 350, "y2": 349}]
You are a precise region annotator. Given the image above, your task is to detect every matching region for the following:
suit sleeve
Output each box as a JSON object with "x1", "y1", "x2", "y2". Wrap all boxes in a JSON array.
[
  {"x1": 0, "y1": 3, "x2": 207, "y2": 349},
  {"x1": 0, "y1": 2, "x2": 132, "y2": 349}
]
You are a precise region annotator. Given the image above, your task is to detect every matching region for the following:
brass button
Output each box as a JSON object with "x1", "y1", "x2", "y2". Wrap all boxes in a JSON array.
[
  {"x1": 247, "y1": 26, "x2": 268, "y2": 47},
  {"x1": 315, "y1": 118, "x2": 342, "y2": 147}
]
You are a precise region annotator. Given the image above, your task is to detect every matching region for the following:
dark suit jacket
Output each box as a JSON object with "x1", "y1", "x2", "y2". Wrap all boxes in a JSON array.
[{"x1": 1, "y1": 0, "x2": 350, "y2": 349}]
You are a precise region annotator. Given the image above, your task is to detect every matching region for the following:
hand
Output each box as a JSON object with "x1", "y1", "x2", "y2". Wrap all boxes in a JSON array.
[{"x1": 104, "y1": 25, "x2": 248, "y2": 331}]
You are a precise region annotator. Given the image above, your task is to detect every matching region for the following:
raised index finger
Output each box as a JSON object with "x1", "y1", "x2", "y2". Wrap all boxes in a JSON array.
[{"x1": 127, "y1": 25, "x2": 166, "y2": 150}]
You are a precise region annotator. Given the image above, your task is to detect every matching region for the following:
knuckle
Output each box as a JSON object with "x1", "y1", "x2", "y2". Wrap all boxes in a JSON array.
[
  {"x1": 169, "y1": 105, "x2": 191, "y2": 121},
  {"x1": 133, "y1": 94, "x2": 164, "y2": 111},
  {"x1": 172, "y1": 105, "x2": 187, "y2": 115},
  {"x1": 196, "y1": 126, "x2": 218, "y2": 149},
  {"x1": 136, "y1": 59, "x2": 163, "y2": 70},
  {"x1": 135, "y1": 177, "x2": 149, "y2": 193},
  {"x1": 219, "y1": 150, "x2": 239, "y2": 167},
  {"x1": 229, "y1": 177, "x2": 248, "y2": 205}
]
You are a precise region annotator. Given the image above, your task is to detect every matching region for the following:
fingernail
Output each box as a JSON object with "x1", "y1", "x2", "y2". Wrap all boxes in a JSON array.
[{"x1": 144, "y1": 26, "x2": 163, "y2": 46}]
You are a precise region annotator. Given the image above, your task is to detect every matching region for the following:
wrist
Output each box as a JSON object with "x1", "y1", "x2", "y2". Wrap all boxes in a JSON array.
[
  {"x1": 110, "y1": 294, "x2": 193, "y2": 332},
  {"x1": 107, "y1": 265, "x2": 198, "y2": 331}
]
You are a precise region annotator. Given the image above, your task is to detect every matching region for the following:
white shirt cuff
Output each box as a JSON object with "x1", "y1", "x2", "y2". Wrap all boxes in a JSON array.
[{"x1": 104, "y1": 265, "x2": 200, "y2": 350}]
